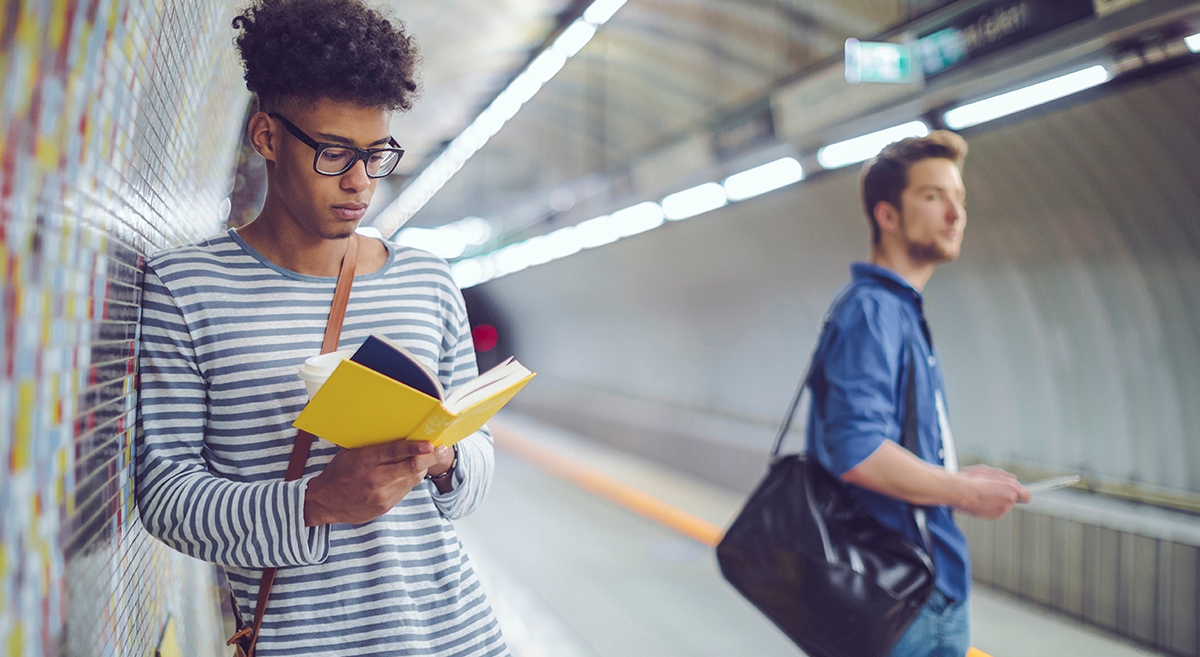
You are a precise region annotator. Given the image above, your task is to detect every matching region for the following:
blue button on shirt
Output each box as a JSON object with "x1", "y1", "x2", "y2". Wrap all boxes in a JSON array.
[{"x1": 806, "y1": 263, "x2": 970, "y2": 601}]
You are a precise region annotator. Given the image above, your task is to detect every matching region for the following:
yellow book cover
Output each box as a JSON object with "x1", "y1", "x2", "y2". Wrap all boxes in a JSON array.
[{"x1": 293, "y1": 358, "x2": 535, "y2": 449}]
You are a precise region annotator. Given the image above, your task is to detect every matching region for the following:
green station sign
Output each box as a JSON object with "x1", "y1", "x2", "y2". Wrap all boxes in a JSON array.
[{"x1": 844, "y1": 39, "x2": 917, "y2": 84}]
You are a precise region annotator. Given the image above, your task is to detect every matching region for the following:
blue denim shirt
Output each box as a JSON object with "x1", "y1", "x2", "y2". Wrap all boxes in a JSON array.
[{"x1": 806, "y1": 262, "x2": 970, "y2": 601}]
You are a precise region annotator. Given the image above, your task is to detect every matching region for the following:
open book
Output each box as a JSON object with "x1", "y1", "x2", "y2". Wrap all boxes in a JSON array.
[{"x1": 293, "y1": 333, "x2": 535, "y2": 449}]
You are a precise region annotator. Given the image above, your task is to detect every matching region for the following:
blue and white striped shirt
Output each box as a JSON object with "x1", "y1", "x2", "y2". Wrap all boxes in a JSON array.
[{"x1": 135, "y1": 230, "x2": 508, "y2": 656}]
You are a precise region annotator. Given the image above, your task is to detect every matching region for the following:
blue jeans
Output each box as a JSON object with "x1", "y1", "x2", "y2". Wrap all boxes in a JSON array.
[{"x1": 887, "y1": 590, "x2": 971, "y2": 657}]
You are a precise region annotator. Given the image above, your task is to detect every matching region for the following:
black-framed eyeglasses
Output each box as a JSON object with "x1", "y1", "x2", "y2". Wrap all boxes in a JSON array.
[{"x1": 269, "y1": 112, "x2": 404, "y2": 178}]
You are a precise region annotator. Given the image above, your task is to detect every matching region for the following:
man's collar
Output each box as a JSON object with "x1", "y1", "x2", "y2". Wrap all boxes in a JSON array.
[{"x1": 851, "y1": 262, "x2": 922, "y2": 301}]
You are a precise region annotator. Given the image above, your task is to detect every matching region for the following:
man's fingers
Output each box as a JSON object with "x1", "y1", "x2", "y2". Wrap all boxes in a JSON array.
[
  {"x1": 1015, "y1": 484, "x2": 1032, "y2": 504},
  {"x1": 378, "y1": 452, "x2": 438, "y2": 480},
  {"x1": 373, "y1": 439, "x2": 435, "y2": 464}
]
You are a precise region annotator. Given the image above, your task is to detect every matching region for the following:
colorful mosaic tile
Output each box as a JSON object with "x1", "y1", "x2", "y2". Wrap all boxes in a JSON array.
[{"x1": 2, "y1": 1, "x2": 249, "y2": 653}]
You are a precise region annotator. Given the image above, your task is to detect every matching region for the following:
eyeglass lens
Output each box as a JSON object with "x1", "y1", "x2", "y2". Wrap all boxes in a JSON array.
[{"x1": 316, "y1": 147, "x2": 401, "y2": 177}]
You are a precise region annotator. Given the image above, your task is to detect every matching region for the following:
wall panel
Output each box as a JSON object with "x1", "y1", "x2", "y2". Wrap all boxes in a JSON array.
[
  {"x1": 1, "y1": 1, "x2": 247, "y2": 653},
  {"x1": 487, "y1": 63, "x2": 1200, "y2": 496},
  {"x1": 475, "y1": 56, "x2": 1200, "y2": 655}
]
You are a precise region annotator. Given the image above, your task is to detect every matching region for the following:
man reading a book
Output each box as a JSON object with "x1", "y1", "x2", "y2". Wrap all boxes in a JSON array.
[
  {"x1": 135, "y1": 1, "x2": 508, "y2": 654},
  {"x1": 806, "y1": 131, "x2": 1030, "y2": 657}
]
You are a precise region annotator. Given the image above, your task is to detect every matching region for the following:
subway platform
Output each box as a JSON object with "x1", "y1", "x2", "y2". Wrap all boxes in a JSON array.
[{"x1": 455, "y1": 413, "x2": 1166, "y2": 657}]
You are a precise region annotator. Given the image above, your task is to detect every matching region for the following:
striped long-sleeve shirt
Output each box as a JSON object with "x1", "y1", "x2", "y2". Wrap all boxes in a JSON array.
[{"x1": 135, "y1": 230, "x2": 508, "y2": 656}]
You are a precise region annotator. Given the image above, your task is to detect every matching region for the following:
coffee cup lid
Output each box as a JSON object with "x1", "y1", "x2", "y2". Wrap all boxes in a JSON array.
[{"x1": 298, "y1": 349, "x2": 356, "y2": 381}]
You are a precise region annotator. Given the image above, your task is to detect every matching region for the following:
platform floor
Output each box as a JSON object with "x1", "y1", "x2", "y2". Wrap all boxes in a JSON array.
[{"x1": 454, "y1": 413, "x2": 1165, "y2": 657}]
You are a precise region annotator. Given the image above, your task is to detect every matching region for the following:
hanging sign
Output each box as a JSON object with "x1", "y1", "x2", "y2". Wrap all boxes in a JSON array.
[
  {"x1": 914, "y1": 0, "x2": 1095, "y2": 78},
  {"x1": 844, "y1": 39, "x2": 918, "y2": 84}
]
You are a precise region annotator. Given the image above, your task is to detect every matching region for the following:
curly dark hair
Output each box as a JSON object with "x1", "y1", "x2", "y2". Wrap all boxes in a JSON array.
[{"x1": 232, "y1": 0, "x2": 420, "y2": 112}]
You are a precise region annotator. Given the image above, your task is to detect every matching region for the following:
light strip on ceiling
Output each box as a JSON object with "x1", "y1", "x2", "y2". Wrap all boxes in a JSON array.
[
  {"x1": 816, "y1": 121, "x2": 930, "y2": 170},
  {"x1": 1186, "y1": 32, "x2": 1200, "y2": 53},
  {"x1": 449, "y1": 155, "x2": 808, "y2": 289},
  {"x1": 723, "y1": 157, "x2": 803, "y2": 201},
  {"x1": 373, "y1": 0, "x2": 627, "y2": 237},
  {"x1": 943, "y1": 65, "x2": 1109, "y2": 130},
  {"x1": 393, "y1": 216, "x2": 492, "y2": 260},
  {"x1": 662, "y1": 183, "x2": 728, "y2": 220},
  {"x1": 451, "y1": 201, "x2": 662, "y2": 287}
]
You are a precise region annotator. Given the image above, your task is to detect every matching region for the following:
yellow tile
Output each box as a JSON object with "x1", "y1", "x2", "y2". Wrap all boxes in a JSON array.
[
  {"x1": 48, "y1": 1, "x2": 67, "y2": 50},
  {"x1": 51, "y1": 373, "x2": 61, "y2": 424},
  {"x1": 157, "y1": 617, "x2": 182, "y2": 657},
  {"x1": 41, "y1": 289, "x2": 53, "y2": 343},
  {"x1": 13, "y1": 380, "x2": 35, "y2": 472},
  {"x1": 6, "y1": 620, "x2": 22, "y2": 657},
  {"x1": 55, "y1": 447, "x2": 68, "y2": 504}
]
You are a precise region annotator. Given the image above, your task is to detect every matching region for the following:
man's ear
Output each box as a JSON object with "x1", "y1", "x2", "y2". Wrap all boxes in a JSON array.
[
  {"x1": 247, "y1": 112, "x2": 278, "y2": 164},
  {"x1": 873, "y1": 200, "x2": 901, "y2": 237}
]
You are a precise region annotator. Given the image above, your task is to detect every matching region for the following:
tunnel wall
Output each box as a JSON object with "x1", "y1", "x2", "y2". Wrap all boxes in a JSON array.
[
  {"x1": 1, "y1": 1, "x2": 247, "y2": 654},
  {"x1": 482, "y1": 61, "x2": 1200, "y2": 655},
  {"x1": 487, "y1": 62, "x2": 1200, "y2": 499}
]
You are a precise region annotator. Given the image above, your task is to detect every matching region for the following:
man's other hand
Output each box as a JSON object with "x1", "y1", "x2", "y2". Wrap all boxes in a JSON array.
[
  {"x1": 841, "y1": 442, "x2": 1029, "y2": 521},
  {"x1": 304, "y1": 440, "x2": 440, "y2": 526},
  {"x1": 954, "y1": 466, "x2": 1030, "y2": 520}
]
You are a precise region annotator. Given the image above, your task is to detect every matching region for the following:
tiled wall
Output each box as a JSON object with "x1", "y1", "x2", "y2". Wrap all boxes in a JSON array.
[{"x1": 2, "y1": 1, "x2": 248, "y2": 653}]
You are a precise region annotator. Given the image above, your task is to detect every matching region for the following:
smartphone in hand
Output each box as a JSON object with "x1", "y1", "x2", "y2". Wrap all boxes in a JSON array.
[{"x1": 1021, "y1": 475, "x2": 1081, "y2": 494}]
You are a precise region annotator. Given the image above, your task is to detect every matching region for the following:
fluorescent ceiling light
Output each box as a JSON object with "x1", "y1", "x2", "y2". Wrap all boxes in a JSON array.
[
  {"x1": 449, "y1": 202, "x2": 663, "y2": 289},
  {"x1": 816, "y1": 121, "x2": 930, "y2": 170},
  {"x1": 451, "y1": 259, "x2": 488, "y2": 289},
  {"x1": 374, "y1": 0, "x2": 630, "y2": 237},
  {"x1": 453, "y1": 216, "x2": 493, "y2": 245},
  {"x1": 525, "y1": 49, "x2": 568, "y2": 85},
  {"x1": 395, "y1": 227, "x2": 467, "y2": 260},
  {"x1": 534, "y1": 226, "x2": 583, "y2": 260},
  {"x1": 395, "y1": 216, "x2": 493, "y2": 260},
  {"x1": 573, "y1": 214, "x2": 621, "y2": 249},
  {"x1": 583, "y1": 0, "x2": 627, "y2": 25},
  {"x1": 1186, "y1": 32, "x2": 1200, "y2": 53},
  {"x1": 661, "y1": 182, "x2": 728, "y2": 220},
  {"x1": 723, "y1": 157, "x2": 804, "y2": 201},
  {"x1": 608, "y1": 202, "x2": 665, "y2": 236},
  {"x1": 552, "y1": 20, "x2": 597, "y2": 58},
  {"x1": 943, "y1": 65, "x2": 1109, "y2": 130}
]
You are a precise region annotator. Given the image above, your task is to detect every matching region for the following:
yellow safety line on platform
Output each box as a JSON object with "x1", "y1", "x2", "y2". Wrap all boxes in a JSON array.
[
  {"x1": 491, "y1": 423, "x2": 995, "y2": 657},
  {"x1": 492, "y1": 424, "x2": 725, "y2": 547}
]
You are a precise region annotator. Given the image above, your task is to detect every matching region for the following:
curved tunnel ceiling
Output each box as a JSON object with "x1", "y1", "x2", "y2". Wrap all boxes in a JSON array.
[
  {"x1": 377, "y1": 0, "x2": 579, "y2": 176},
  {"x1": 475, "y1": 62, "x2": 1200, "y2": 496},
  {"x1": 387, "y1": 0, "x2": 948, "y2": 227}
]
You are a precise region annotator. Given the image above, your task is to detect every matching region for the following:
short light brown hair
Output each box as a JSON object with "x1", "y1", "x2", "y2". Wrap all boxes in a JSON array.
[{"x1": 860, "y1": 130, "x2": 967, "y2": 244}]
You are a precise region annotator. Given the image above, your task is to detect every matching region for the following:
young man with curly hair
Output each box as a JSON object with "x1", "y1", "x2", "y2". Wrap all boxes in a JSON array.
[
  {"x1": 135, "y1": 1, "x2": 508, "y2": 655},
  {"x1": 806, "y1": 131, "x2": 1030, "y2": 657}
]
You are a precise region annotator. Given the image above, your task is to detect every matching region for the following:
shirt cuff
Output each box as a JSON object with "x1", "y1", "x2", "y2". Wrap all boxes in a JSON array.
[
  {"x1": 292, "y1": 475, "x2": 331, "y2": 565},
  {"x1": 430, "y1": 449, "x2": 465, "y2": 501}
]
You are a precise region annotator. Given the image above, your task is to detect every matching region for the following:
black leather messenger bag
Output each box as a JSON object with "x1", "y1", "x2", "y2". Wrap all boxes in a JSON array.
[{"x1": 717, "y1": 332, "x2": 937, "y2": 657}]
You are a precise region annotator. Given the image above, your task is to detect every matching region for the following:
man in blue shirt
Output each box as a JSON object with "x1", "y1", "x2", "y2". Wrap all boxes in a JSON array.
[{"x1": 807, "y1": 131, "x2": 1030, "y2": 657}]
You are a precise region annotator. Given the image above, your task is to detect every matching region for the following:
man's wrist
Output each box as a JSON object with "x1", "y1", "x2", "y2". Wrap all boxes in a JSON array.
[
  {"x1": 425, "y1": 445, "x2": 457, "y2": 480},
  {"x1": 944, "y1": 471, "x2": 974, "y2": 511},
  {"x1": 303, "y1": 475, "x2": 332, "y2": 527},
  {"x1": 426, "y1": 445, "x2": 458, "y2": 494}
]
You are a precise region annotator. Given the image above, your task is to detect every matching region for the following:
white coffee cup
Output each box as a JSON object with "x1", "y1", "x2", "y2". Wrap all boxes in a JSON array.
[{"x1": 298, "y1": 349, "x2": 356, "y2": 400}]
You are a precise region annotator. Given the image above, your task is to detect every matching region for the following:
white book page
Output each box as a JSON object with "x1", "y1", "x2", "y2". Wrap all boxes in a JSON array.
[{"x1": 444, "y1": 358, "x2": 531, "y2": 413}]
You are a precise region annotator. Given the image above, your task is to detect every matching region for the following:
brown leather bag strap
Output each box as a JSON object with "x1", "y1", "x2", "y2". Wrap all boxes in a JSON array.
[{"x1": 238, "y1": 234, "x2": 359, "y2": 657}]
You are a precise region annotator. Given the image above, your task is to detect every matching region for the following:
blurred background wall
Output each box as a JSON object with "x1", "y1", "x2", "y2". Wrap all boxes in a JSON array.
[
  {"x1": 494, "y1": 64, "x2": 1200, "y2": 504},
  {"x1": 1, "y1": 1, "x2": 247, "y2": 653}
]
